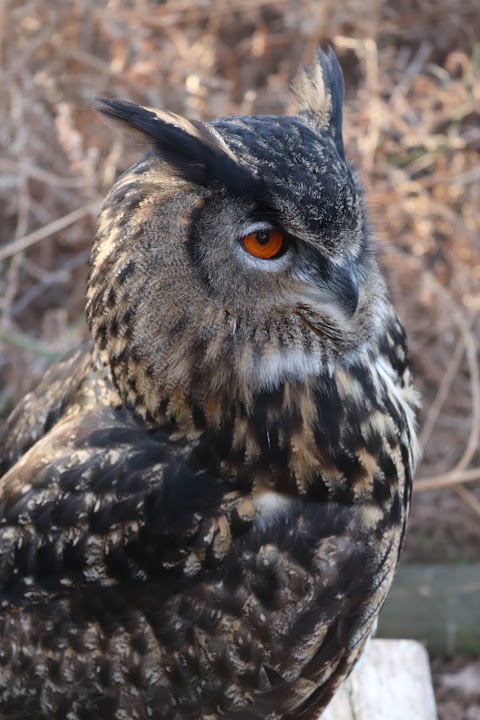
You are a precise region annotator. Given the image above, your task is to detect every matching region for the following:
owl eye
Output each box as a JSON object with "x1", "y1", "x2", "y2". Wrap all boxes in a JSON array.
[{"x1": 241, "y1": 229, "x2": 286, "y2": 260}]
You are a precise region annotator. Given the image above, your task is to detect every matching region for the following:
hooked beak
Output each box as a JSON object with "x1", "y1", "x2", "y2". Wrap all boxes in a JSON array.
[
  {"x1": 328, "y1": 263, "x2": 359, "y2": 317},
  {"x1": 291, "y1": 252, "x2": 360, "y2": 321}
]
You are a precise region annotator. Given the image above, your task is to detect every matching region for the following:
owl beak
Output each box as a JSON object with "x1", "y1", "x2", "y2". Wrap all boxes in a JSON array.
[
  {"x1": 323, "y1": 262, "x2": 359, "y2": 318},
  {"x1": 293, "y1": 258, "x2": 359, "y2": 319}
]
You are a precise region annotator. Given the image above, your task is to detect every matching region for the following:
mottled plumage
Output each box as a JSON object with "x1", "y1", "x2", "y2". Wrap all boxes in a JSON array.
[{"x1": 0, "y1": 49, "x2": 419, "y2": 719}]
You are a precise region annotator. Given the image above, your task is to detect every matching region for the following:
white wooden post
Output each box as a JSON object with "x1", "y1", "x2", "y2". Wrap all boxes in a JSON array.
[{"x1": 321, "y1": 640, "x2": 438, "y2": 720}]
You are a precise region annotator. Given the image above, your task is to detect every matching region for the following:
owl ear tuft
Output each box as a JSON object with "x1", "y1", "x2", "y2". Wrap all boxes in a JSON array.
[
  {"x1": 95, "y1": 99, "x2": 253, "y2": 194},
  {"x1": 291, "y1": 47, "x2": 345, "y2": 156}
]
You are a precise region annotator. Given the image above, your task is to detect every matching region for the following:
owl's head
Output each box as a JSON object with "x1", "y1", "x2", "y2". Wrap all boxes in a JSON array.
[{"x1": 87, "y1": 49, "x2": 391, "y2": 425}]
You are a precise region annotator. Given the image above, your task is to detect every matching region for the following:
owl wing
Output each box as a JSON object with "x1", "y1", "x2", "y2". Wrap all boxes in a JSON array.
[
  {"x1": 0, "y1": 402, "x2": 231, "y2": 605},
  {"x1": 0, "y1": 345, "x2": 91, "y2": 477}
]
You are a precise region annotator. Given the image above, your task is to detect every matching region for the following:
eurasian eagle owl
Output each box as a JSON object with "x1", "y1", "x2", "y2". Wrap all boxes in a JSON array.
[{"x1": 0, "y1": 49, "x2": 419, "y2": 720}]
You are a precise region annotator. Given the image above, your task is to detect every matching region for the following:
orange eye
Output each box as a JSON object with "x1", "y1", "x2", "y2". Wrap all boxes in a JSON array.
[{"x1": 241, "y1": 229, "x2": 285, "y2": 260}]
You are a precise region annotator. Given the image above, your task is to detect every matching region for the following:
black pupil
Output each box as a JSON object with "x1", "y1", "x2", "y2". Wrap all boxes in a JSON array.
[{"x1": 256, "y1": 230, "x2": 271, "y2": 245}]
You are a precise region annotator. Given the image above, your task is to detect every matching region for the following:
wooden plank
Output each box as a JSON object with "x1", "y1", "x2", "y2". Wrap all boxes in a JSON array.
[
  {"x1": 377, "y1": 564, "x2": 480, "y2": 654},
  {"x1": 321, "y1": 639, "x2": 437, "y2": 720}
]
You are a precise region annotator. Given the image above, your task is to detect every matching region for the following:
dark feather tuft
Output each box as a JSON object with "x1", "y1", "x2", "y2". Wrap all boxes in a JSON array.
[
  {"x1": 318, "y1": 47, "x2": 345, "y2": 152},
  {"x1": 292, "y1": 47, "x2": 345, "y2": 156},
  {"x1": 96, "y1": 98, "x2": 256, "y2": 196}
]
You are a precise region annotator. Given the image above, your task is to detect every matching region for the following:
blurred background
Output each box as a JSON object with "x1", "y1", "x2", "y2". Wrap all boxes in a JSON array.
[{"x1": 1, "y1": 0, "x2": 479, "y2": 715}]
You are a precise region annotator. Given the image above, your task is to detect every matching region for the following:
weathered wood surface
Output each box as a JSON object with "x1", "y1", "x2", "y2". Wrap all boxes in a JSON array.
[
  {"x1": 377, "y1": 564, "x2": 480, "y2": 654},
  {"x1": 322, "y1": 639, "x2": 437, "y2": 720}
]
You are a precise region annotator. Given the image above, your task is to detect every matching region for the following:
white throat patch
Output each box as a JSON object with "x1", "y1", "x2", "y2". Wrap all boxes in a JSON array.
[{"x1": 243, "y1": 348, "x2": 323, "y2": 391}]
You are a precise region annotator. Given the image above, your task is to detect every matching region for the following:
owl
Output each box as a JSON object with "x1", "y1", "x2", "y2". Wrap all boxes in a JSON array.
[{"x1": 0, "y1": 49, "x2": 419, "y2": 720}]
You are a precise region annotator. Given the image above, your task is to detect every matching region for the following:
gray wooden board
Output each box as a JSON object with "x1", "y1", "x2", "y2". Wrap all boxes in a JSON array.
[{"x1": 377, "y1": 564, "x2": 480, "y2": 655}]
